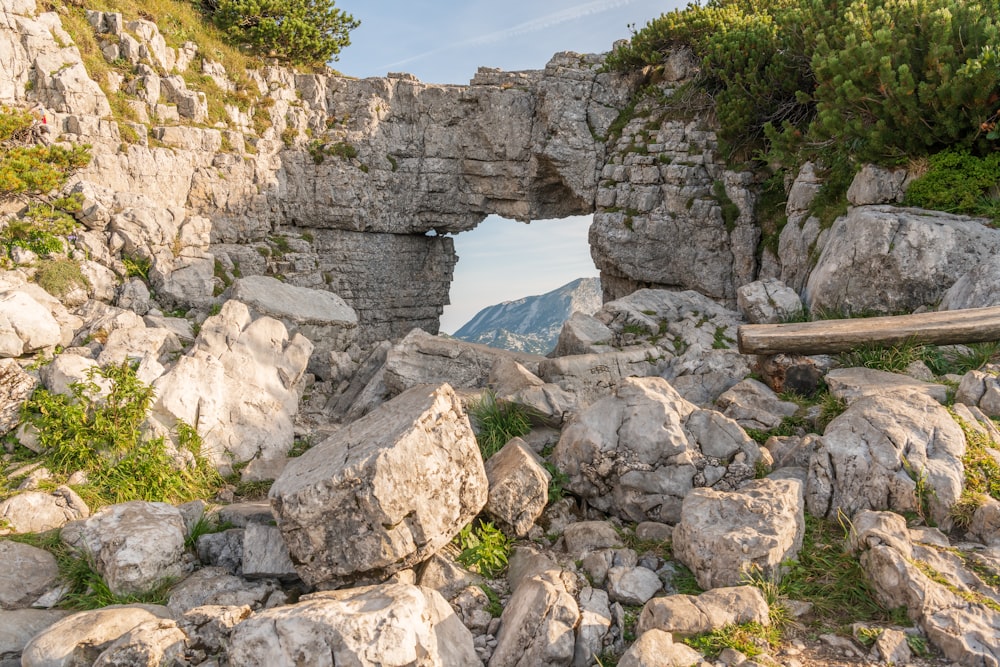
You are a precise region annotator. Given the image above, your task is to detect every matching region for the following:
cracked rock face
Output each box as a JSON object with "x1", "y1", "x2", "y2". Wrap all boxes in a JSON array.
[
  {"x1": 552, "y1": 376, "x2": 761, "y2": 523},
  {"x1": 806, "y1": 392, "x2": 966, "y2": 530}
]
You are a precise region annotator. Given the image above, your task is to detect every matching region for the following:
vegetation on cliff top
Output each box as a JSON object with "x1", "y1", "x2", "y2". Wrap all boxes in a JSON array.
[{"x1": 606, "y1": 0, "x2": 1000, "y2": 220}]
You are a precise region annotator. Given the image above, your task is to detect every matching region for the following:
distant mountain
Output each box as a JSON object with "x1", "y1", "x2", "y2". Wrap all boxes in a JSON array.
[{"x1": 452, "y1": 277, "x2": 602, "y2": 355}]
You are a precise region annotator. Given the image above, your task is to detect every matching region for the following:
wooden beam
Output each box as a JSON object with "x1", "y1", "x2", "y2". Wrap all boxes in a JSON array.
[{"x1": 737, "y1": 306, "x2": 1000, "y2": 356}]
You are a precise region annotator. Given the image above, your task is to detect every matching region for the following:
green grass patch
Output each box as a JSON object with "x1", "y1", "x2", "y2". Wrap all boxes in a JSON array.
[
  {"x1": 35, "y1": 258, "x2": 89, "y2": 297},
  {"x1": 6, "y1": 530, "x2": 172, "y2": 610},
  {"x1": 778, "y1": 514, "x2": 903, "y2": 632},
  {"x1": 467, "y1": 391, "x2": 532, "y2": 461}
]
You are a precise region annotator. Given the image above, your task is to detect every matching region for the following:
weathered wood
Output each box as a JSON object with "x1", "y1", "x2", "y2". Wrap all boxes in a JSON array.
[{"x1": 737, "y1": 306, "x2": 1000, "y2": 355}]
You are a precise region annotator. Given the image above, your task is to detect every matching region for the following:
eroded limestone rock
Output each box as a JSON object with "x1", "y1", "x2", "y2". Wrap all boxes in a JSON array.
[
  {"x1": 269, "y1": 383, "x2": 487, "y2": 587},
  {"x1": 553, "y1": 376, "x2": 760, "y2": 523},
  {"x1": 227, "y1": 584, "x2": 478, "y2": 667}
]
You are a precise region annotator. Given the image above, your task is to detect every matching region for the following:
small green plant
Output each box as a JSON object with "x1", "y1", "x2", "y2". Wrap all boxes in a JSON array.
[
  {"x1": 712, "y1": 180, "x2": 740, "y2": 232},
  {"x1": 682, "y1": 621, "x2": 780, "y2": 659},
  {"x1": 18, "y1": 361, "x2": 221, "y2": 509},
  {"x1": 122, "y1": 254, "x2": 152, "y2": 281},
  {"x1": 542, "y1": 461, "x2": 570, "y2": 505},
  {"x1": 454, "y1": 520, "x2": 511, "y2": 578},
  {"x1": 467, "y1": 391, "x2": 532, "y2": 461},
  {"x1": 905, "y1": 149, "x2": 1000, "y2": 223},
  {"x1": 479, "y1": 583, "x2": 503, "y2": 617},
  {"x1": 712, "y1": 325, "x2": 735, "y2": 350}
]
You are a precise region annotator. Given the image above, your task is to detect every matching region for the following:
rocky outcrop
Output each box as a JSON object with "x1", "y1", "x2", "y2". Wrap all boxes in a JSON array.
[
  {"x1": 805, "y1": 205, "x2": 1000, "y2": 315},
  {"x1": 552, "y1": 376, "x2": 760, "y2": 523}
]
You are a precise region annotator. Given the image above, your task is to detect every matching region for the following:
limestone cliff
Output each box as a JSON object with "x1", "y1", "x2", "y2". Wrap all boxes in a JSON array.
[{"x1": 1, "y1": 0, "x2": 761, "y2": 342}]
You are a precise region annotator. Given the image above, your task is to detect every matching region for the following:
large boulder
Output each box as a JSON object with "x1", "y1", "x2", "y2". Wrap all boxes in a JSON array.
[
  {"x1": 226, "y1": 275, "x2": 358, "y2": 379},
  {"x1": 807, "y1": 393, "x2": 966, "y2": 530},
  {"x1": 672, "y1": 477, "x2": 805, "y2": 590},
  {"x1": 60, "y1": 501, "x2": 190, "y2": 596},
  {"x1": 489, "y1": 570, "x2": 579, "y2": 667},
  {"x1": 552, "y1": 376, "x2": 760, "y2": 523},
  {"x1": 269, "y1": 383, "x2": 488, "y2": 587},
  {"x1": 227, "y1": 584, "x2": 478, "y2": 666},
  {"x1": 150, "y1": 300, "x2": 312, "y2": 471},
  {"x1": 805, "y1": 205, "x2": 1000, "y2": 315}
]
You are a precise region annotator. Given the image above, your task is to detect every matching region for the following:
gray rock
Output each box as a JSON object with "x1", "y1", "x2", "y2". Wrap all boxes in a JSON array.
[
  {"x1": 20, "y1": 605, "x2": 174, "y2": 667},
  {"x1": 167, "y1": 567, "x2": 282, "y2": 613},
  {"x1": 484, "y1": 438, "x2": 550, "y2": 538},
  {"x1": 489, "y1": 571, "x2": 579, "y2": 667},
  {"x1": 825, "y1": 367, "x2": 948, "y2": 405},
  {"x1": 226, "y1": 275, "x2": 358, "y2": 379},
  {"x1": 0, "y1": 487, "x2": 89, "y2": 534},
  {"x1": 673, "y1": 478, "x2": 805, "y2": 590},
  {"x1": 0, "y1": 541, "x2": 60, "y2": 610},
  {"x1": 846, "y1": 164, "x2": 908, "y2": 206},
  {"x1": 563, "y1": 521, "x2": 623, "y2": 557},
  {"x1": 572, "y1": 587, "x2": 610, "y2": 667},
  {"x1": 0, "y1": 291, "x2": 62, "y2": 357},
  {"x1": 195, "y1": 529, "x2": 243, "y2": 573},
  {"x1": 270, "y1": 383, "x2": 487, "y2": 587},
  {"x1": 241, "y1": 523, "x2": 297, "y2": 581},
  {"x1": 553, "y1": 376, "x2": 760, "y2": 523},
  {"x1": 228, "y1": 583, "x2": 478, "y2": 666},
  {"x1": 553, "y1": 313, "x2": 614, "y2": 356},
  {"x1": 637, "y1": 585, "x2": 769, "y2": 638},
  {"x1": 115, "y1": 279, "x2": 151, "y2": 315},
  {"x1": 60, "y1": 501, "x2": 189, "y2": 596},
  {"x1": 91, "y1": 618, "x2": 186, "y2": 667},
  {"x1": 872, "y1": 627, "x2": 912, "y2": 665},
  {"x1": 716, "y1": 378, "x2": 799, "y2": 430},
  {"x1": 605, "y1": 566, "x2": 662, "y2": 606},
  {"x1": 151, "y1": 300, "x2": 312, "y2": 472},
  {"x1": 417, "y1": 553, "x2": 483, "y2": 602},
  {"x1": 852, "y1": 510, "x2": 1000, "y2": 667},
  {"x1": 0, "y1": 359, "x2": 36, "y2": 436},
  {"x1": 807, "y1": 393, "x2": 966, "y2": 530},
  {"x1": 618, "y1": 628, "x2": 704, "y2": 667},
  {"x1": 940, "y1": 256, "x2": 1000, "y2": 310},
  {"x1": 384, "y1": 328, "x2": 544, "y2": 396},
  {"x1": 806, "y1": 205, "x2": 1000, "y2": 316},
  {"x1": 39, "y1": 353, "x2": 103, "y2": 399},
  {"x1": 736, "y1": 278, "x2": 803, "y2": 324},
  {"x1": 538, "y1": 347, "x2": 665, "y2": 408},
  {"x1": 0, "y1": 609, "x2": 72, "y2": 664},
  {"x1": 177, "y1": 604, "x2": 252, "y2": 653}
]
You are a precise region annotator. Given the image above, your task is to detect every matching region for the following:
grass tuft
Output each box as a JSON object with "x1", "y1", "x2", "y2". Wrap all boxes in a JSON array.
[{"x1": 467, "y1": 391, "x2": 531, "y2": 461}]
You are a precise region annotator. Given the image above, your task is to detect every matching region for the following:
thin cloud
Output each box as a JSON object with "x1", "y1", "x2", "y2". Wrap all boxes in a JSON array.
[{"x1": 379, "y1": 0, "x2": 639, "y2": 70}]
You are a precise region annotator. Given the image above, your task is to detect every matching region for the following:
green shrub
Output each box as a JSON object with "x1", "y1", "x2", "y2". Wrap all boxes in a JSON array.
[
  {"x1": 608, "y1": 0, "x2": 1000, "y2": 166},
  {"x1": 904, "y1": 149, "x2": 1000, "y2": 222},
  {"x1": 208, "y1": 0, "x2": 359, "y2": 66},
  {"x1": 18, "y1": 361, "x2": 221, "y2": 508},
  {"x1": 454, "y1": 520, "x2": 512, "y2": 578},
  {"x1": 1, "y1": 205, "x2": 77, "y2": 258},
  {"x1": 0, "y1": 143, "x2": 91, "y2": 199}
]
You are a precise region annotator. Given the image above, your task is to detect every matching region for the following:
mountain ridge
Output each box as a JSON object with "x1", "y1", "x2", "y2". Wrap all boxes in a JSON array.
[{"x1": 452, "y1": 277, "x2": 601, "y2": 355}]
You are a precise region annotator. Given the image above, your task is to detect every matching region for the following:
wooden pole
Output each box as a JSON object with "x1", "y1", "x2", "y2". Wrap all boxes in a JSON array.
[{"x1": 737, "y1": 306, "x2": 1000, "y2": 356}]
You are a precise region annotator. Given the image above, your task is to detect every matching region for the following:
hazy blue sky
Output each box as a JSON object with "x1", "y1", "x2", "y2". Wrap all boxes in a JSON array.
[{"x1": 333, "y1": 0, "x2": 680, "y2": 332}]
